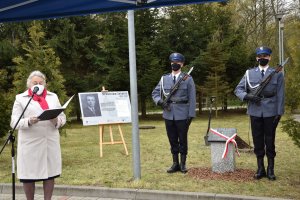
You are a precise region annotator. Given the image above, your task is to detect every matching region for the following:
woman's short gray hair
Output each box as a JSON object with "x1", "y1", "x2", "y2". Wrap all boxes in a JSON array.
[{"x1": 26, "y1": 70, "x2": 46, "y2": 88}]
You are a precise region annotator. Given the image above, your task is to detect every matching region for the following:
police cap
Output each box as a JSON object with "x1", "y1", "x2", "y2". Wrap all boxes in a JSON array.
[
  {"x1": 255, "y1": 46, "x2": 272, "y2": 55},
  {"x1": 169, "y1": 53, "x2": 185, "y2": 62}
]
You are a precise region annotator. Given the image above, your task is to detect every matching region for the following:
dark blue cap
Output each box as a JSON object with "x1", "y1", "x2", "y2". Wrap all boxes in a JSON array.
[
  {"x1": 169, "y1": 53, "x2": 185, "y2": 62},
  {"x1": 255, "y1": 46, "x2": 272, "y2": 55}
]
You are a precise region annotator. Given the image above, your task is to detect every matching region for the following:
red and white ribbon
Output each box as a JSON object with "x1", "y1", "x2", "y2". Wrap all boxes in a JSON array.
[{"x1": 209, "y1": 128, "x2": 240, "y2": 159}]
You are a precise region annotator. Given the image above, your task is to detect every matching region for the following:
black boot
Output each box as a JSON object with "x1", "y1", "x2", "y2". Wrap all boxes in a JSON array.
[
  {"x1": 180, "y1": 154, "x2": 188, "y2": 173},
  {"x1": 267, "y1": 157, "x2": 276, "y2": 181},
  {"x1": 254, "y1": 157, "x2": 266, "y2": 179},
  {"x1": 167, "y1": 154, "x2": 180, "y2": 173}
]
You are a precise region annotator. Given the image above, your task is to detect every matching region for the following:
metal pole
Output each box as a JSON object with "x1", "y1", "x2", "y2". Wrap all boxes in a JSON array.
[
  {"x1": 128, "y1": 9, "x2": 141, "y2": 180},
  {"x1": 280, "y1": 23, "x2": 284, "y2": 75},
  {"x1": 278, "y1": 19, "x2": 282, "y2": 64},
  {"x1": 280, "y1": 23, "x2": 284, "y2": 64}
]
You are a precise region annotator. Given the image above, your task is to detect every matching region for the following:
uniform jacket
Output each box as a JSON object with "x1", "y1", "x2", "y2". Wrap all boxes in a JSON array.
[
  {"x1": 234, "y1": 66, "x2": 285, "y2": 117},
  {"x1": 152, "y1": 72, "x2": 196, "y2": 120},
  {"x1": 10, "y1": 90, "x2": 66, "y2": 180}
]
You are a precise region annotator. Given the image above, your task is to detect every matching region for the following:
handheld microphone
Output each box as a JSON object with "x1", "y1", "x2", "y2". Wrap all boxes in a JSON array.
[{"x1": 32, "y1": 86, "x2": 39, "y2": 94}]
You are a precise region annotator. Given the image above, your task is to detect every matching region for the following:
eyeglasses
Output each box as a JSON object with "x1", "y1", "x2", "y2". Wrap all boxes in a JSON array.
[{"x1": 257, "y1": 54, "x2": 270, "y2": 58}]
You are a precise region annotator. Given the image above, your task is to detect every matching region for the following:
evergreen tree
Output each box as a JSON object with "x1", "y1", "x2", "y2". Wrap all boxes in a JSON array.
[
  {"x1": 201, "y1": 30, "x2": 230, "y2": 116},
  {"x1": 0, "y1": 70, "x2": 11, "y2": 138},
  {"x1": 281, "y1": 17, "x2": 300, "y2": 149},
  {"x1": 0, "y1": 23, "x2": 29, "y2": 138},
  {"x1": 12, "y1": 21, "x2": 67, "y2": 107},
  {"x1": 44, "y1": 16, "x2": 106, "y2": 120},
  {"x1": 45, "y1": 16, "x2": 107, "y2": 93},
  {"x1": 156, "y1": 5, "x2": 217, "y2": 69},
  {"x1": 284, "y1": 19, "x2": 300, "y2": 112},
  {"x1": 96, "y1": 13, "x2": 129, "y2": 91},
  {"x1": 135, "y1": 9, "x2": 162, "y2": 117}
]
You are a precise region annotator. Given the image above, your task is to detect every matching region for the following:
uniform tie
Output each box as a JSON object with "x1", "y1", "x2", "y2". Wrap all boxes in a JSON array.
[
  {"x1": 261, "y1": 69, "x2": 264, "y2": 78},
  {"x1": 173, "y1": 76, "x2": 176, "y2": 84}
]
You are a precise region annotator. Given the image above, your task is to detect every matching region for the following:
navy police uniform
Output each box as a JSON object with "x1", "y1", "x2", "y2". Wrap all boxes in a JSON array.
[
  {"x1": 152, "y1": 53, "x2": 196, "y2": 173},
  {"x1": 234, "y1": 46, "x2": 284, "y2": 180}
]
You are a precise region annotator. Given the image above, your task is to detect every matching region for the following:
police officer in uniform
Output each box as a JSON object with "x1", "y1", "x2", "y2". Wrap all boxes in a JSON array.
[
  {"x1": 234, "y1": 46, "x2": 284, "y2": 180},
  {"x1": 152, "y1": 53, "x2": 196, "y2": 173}
]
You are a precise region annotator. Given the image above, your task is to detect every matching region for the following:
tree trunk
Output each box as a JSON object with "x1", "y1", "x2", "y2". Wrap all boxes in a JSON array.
[
  {"x1": 75, "y1": 98, "x2": 81, "y2": 121},
  {"x1": 198, "y1": 90, "x2": 202, "y2": 115},
  {"x1": 224, "y1": 95, "x2": 228, "y2": 111},
  {"x1": 140, "y1": 95, "x2": 147, "y2": 119},
  {"x1": 76, "y1": 108, "x2": 81, "y2": 121}
]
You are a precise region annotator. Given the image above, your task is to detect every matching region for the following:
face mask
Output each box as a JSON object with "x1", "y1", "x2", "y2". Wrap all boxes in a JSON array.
[
  {"x1": 258, "y1": 58, "x2": 269, "y2": 66},
  {"x1": 31, "y1": 84, "x2": 45, "y2": 96},
  {"x1": 171, "y1": 63, "x2": 181, "y2": 71}
]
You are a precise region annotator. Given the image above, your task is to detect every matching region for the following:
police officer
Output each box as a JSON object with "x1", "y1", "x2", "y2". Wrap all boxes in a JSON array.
[
  {"x1": 152, "y1": 53, "x2": 196, "y2": 173},
  {"x1": 234, "y1": 46, "x2": 284, "y2": 180}
]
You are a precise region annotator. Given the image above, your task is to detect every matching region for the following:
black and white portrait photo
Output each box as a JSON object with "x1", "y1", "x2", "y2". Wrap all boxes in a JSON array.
[{"x1": 80, "y1": 93, "x2": 101, "y2": 117}]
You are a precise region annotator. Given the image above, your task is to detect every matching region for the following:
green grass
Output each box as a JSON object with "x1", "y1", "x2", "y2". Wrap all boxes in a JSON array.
[{"x1": 1, "y1": 111, "x2": 300, "y2": 199}]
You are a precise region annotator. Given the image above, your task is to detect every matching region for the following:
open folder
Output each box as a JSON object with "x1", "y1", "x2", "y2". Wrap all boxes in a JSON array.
[{"x1": 37, "y1": 95, "x2": 74, "y2": 121}]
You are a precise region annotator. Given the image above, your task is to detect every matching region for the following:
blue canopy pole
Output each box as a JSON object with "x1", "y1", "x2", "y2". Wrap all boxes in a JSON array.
[{"x1": 128, "y1": 9, "x2": 141, "y2": 180}]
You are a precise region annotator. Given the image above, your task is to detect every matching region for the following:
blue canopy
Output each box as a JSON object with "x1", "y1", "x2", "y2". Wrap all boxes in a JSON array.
[{"x1": 0, "y1": 0, "x2": 224, "y2": 22}]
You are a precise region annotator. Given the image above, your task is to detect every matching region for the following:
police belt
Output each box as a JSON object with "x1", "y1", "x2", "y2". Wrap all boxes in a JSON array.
[
  {"x1": 167, "y1": 100, "x2": 188, "y2": 104},
  {"x1": 258, "y1": 91, "x2": 276, "y2": 98}
]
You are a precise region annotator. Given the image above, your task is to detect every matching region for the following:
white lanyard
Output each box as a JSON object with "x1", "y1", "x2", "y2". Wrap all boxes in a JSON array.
[
  {"x1": 160, "y1": 76, "x2": 169, "y2": 98},
  {"x1": 246, "y1": 70, "x2": 260, "y2": 89}
]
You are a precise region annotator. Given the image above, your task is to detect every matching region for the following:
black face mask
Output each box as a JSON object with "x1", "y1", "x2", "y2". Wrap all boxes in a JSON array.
[
  {"x1": 258, "y1": 58, "x2": 269, "y2": 66},
  {"x1": 171, "y1": 63, "x2": 181, "y2": 71}
]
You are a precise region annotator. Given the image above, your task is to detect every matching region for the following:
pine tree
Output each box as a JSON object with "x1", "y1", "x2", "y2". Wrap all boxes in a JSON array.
[
  {"x1": 12, "y1": 21, "x2": 66, "y2": 100},
  {"x1": 0, "y1": 24, "x2": 27, "y2": 138},
  {"x1": 0, "y1": 70, "x2": 11, "y2": 138},
  {"x1": 11, "y1": 21, "x2": 68, "y2": 122},
  {"x1": 135, "y1": 9, "x2": 162, "y2": 117},
  {"x1": 202, "y1": 30, "x2": 230, "y2": 117}
]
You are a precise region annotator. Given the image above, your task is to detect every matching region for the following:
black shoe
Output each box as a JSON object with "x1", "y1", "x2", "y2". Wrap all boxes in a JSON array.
[
  {"x1": 254, "y1": 168, "x2": 266, "y2": 179},
  {"x1": 267, "y1": 157, "x2": 276, "y2": 181},
  {"x1": 180, "y1": 163, "x2": 188, "y2": 173},
  {"x1": 167, "y1": 163, "x2": 180, "y2": 173},
  {"x1": 254, "y1": 157, "x2": 266, "y2": 180},
  {"x1": 267, "y1": 168, "x2": 276, "y2": 180},
  {"x1": 180, "y1": 154, "x2": 188, "y2": 173}
]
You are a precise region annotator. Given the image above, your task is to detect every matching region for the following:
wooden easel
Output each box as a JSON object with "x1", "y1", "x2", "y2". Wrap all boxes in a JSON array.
[{"x1": 99, "y1": 87, "x2": 129, "y2": 157}]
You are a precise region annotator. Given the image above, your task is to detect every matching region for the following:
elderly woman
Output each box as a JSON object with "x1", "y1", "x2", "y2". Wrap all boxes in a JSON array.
[{"x1": 10, "y1": 70, "x2": 66, "y2": 200}]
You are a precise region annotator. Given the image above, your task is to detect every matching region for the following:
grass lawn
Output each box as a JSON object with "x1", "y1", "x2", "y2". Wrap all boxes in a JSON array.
[{"x1": 1, "y1": 110, "x2": 299, "y2": 199}]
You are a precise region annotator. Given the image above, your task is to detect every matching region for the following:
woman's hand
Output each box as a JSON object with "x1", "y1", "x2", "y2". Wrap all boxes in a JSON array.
[
  {"x1": 50, "y1": 117, "x2": 58, "y2": 126},
  {"x1": 29, "y1": 117, "x2": 40, "y2": 125}
]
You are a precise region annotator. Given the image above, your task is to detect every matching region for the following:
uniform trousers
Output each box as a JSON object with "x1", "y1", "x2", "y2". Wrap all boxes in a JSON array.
[
  {"x1": 165, "y1": 119, "x2": 189, "y2": 155},
  {"x1": 250, "y1": 116, "x2": 280, "y2": 158}
]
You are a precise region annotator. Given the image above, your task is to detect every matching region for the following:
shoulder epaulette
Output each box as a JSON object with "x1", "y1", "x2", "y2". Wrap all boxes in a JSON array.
[{"x1": 248, "y1": 66, "x2": 257, "y2": 69}]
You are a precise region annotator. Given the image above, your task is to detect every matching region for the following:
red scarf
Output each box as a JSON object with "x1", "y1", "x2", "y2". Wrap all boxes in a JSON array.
[{"x1": 28, "y1": 89, "x2": 49, "y2": 110}]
